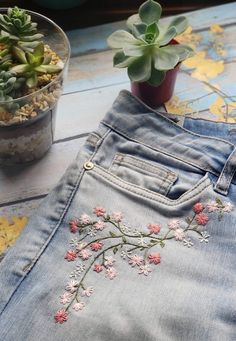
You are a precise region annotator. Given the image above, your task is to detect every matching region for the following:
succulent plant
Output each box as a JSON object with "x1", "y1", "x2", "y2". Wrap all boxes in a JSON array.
[
  {"x1": 0, "y1": 71, "x2": 25, "y2": 111},
  {"x1": 0, "y1": 6, "x2": 43, "y2": 51},
  {"x1": 107, "y1": 0, "x2": 193, "y2": 86},
  {"x1": 11, "y1": 43, "x2": 62, "y2": 88}
]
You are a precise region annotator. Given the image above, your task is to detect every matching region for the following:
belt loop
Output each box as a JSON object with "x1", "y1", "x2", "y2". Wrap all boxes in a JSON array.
[{"x1": 214, "y1": 147, "x2": 236, "y2": 196}]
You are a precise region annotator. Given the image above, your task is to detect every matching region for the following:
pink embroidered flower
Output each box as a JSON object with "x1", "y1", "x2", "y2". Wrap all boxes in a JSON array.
[
  {"x1": 207, "y1": 201, "x2": 219, "y2": 212},
  {"x1": 73, "y1": 302, "x2": 85, "y2": 311},
  {"x1": 174, "y1": 228, "x2": 185, "y2": 241},
  {"x1": 60, "y1": 292, "x2": 73, "y2": 305},
  {"x1": 93, "y1": 206, "x2": 106, "y2": 217},
  {"x1": 111, "y1": 212, "x2": 123, "y2": 222},
  {"x1": 90, "y1": 242, "x2": 103, "y2": 252},
  {"x1": 128, "y1": 254, "x2": 144, "y2": 267},
  {"x1": 223, "y1": 202, "x2": 234, "y2": 212},
  {"x1": 193, "y1": 202, "x2": 204, "y2": 214},
  {"x1": 94, "y1": 220, "x2": 106, "y2": 231},
  {"x1": 106, "y1": 267, "x2": 118, "y2": 279},
  {"x1": 195, "y1": 213, "x2": 209, "y2": 225},
  {"x1": 66, "y1": 280, "x2": 78, "y2": 293},
  {"x1": 64, "y1": 250, "x2": 77, "y2": 262},
  {"x1": 148, "y1": 223, "x2": 161, "y2": 234},
  {"x1": 104, "y1": 256, "x2": 115, "y2": 267},
  {"x1": 78, "y1": 249, "x2": 92, "y2": 260},
  {"x1": 168, "y1": 219, "x2": 180, "y2": 230},
  {"x1": 93, "y1": 264, "x2": 103, "y2": 273},
  {"x1": 54, "y1": 309, "x2": 68, "y2": 324},
  {"x1": 79, "y1": 214, "x2": 91, "y2": 225},
  {"x1": 138, "y1": 265, "x2": 152, "y2": 276},
  {"x1": 76, "y1": 242, "x2": 87, "y2": 251},
  {"x1": 82, "y1": 287, "x2": 94, "y2": 297},
  {"x1": 148, "y1": 252, "x2": 161, "y2": 265},
  {"x1": 69, "y1": 219, "x2": 79, "y2": 233}
]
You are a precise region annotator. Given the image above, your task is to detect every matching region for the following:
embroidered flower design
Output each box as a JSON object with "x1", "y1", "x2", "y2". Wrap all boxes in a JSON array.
[
  {"x1": 138, "y1": 265, "x2": 152, "y2": 276},
  {"x1": 148, "y1": 223, "x2": 161, "y2": 234},
  {"x1": 148, "y1": 253, "x2": 161, "y2": 265},
  {"x1": 106, "y1": 267, "x2": 118, "y2": 279},
  {"x1": 193, "y1": 202, "x2": 204, "y2": 214},
  {"x1": 54, "y1": 309, "x2": 68, "y2": 324},
  {"x1": 94, "y1": 221, "x2": 106, "y2": 231},
  {"x1": 93, "y1": 264, "x2": 103, "y2": 273},
  {"x1": 195, "y1": 213, "x2": 209, "y2": 225},
  {"x1": 174, "y1": 228, "x2": 185, "y2": 241},
  {"x1": 128, "y1": 254, "x2": 144, "y2": 267},
  {"x1": 168, "y1": 219, "x2": 180, "y2": 230},
  {"x1": 55, "y1": 198, "x2": 234, "y2": 323},
  {"x1": 78, "y1": 249, "x2": 92, "y2": 260},
  {"x1": 93, "y1": 207, "x2": 106, "y2": 217},
  {"x1": 79, "y1": 214, "x2": 91, "y2": 225},
  {"x1": 82, "y1": 287, "x2": 94, "y2": 297},
  {"x1": 73, "y1": 302, "x2": 85, "y2": 311},
  {"x1": 90, "y1": 242, "x2": 103, "y2": 252},
  {"x1": 64, "y1": 250, "x2": 77, "y2": 262}
]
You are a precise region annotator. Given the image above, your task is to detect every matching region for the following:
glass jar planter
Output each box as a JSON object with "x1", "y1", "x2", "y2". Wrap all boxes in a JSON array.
[{"x1": 0, "y1": 9, "x2": 70, "y2": 166}]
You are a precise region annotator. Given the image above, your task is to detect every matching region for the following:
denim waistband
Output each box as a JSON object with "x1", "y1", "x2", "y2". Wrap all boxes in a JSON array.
[{"x1": 101, "y1": 90, "x2": 236, "y2": 190}]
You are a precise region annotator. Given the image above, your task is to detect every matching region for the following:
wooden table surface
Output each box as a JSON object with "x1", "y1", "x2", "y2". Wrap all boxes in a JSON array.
[{"x1": 0, "y1": 2, "x2": 236, "y2": 258}]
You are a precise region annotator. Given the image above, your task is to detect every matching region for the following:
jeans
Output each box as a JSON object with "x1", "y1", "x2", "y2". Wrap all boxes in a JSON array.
[{"x1": 0, "y1": 90, "x2": 235, "y2": 340}]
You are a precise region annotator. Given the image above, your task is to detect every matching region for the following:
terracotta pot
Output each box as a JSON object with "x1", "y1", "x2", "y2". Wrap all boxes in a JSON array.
[{"x1": 131, "y1": 40, "x2": 180, "y2": 108}]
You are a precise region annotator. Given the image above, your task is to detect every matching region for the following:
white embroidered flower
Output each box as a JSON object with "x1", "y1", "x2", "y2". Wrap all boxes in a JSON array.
[
  {"x1": 106, "y1": 267, "x2": 118, "y2": 279},
  {"x1": 174, "y1": 228, "x2": 185, "y2": 241},
  {"x1": 199, "y1": 231, "x2": 210, "y2": 243},
  {"x1": 73, "y1": 302, "x2": 85, "y2": 311},
  {"x1": 88, "y1": 227, "x2": 97, "y2": 237},
  {"x1": 183, "y1": 238, "x2": 194, "y2": 248},
  {"x1": 82, "y1": 286, "x2": 94, "y2": 297},
  {"x1": 137, "y1": 236, "x2": 148, "y2": 247},
  {"x1": 70, "y1": 237, "x2": 79, "y2": 247},
  {"x1": 104, "y1": 256, "x2": 115, "y2": 267},
  {"x1": 207, "y1": 201, "x2": 219, "y2": 212},
  {"x1": 66, "y1": 280, "x2": 78, "y2": 293},
  {"x1": 79, "y1": 214, "x2": 91, "y2": 225},
  {"x1": 94, "y1": 220, "x2": 106, "y2": 230},
  {"x1": 78, "y1": 249, "x2": 92, "y2": 260},
  {"x1": 168, "y1": 219, "x2": 180, "y2": 230},
  {"x1": 111, "y1": 211, "x2": 123, "y2": 222},
  {"x1": 120, "y1": 250, "x2": 131, "y2": 259},
  {"x1": 222, "y1": 202, "x2": 234, "y2": 212},
  {"x1": 60, "y1": 292, "x2": 73, "y2": 305},
  {"x1": 76, "y1": 242, "x2": 87, "y2": 251},
  {"x1": 76, "y1": 263, "x2": 86, "y2": 272},
  {"x1": 128, "y1": 254, "x2": 144, "y2": 267},
  {"x1": 138, "y1": 265, "x2": 152, "y2": 276}
]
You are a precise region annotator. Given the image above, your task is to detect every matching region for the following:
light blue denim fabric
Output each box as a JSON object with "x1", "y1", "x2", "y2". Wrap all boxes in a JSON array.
[{"x1": 0, "y1": 90, "x2": 236, "y2": 341}]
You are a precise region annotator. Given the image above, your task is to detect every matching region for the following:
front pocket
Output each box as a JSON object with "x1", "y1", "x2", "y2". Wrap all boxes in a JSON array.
[{"x1": 109, "y1": 153, "x2": 178, "y2": 196}]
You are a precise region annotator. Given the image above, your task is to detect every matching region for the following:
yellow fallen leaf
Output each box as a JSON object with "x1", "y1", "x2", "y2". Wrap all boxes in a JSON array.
[
  {"x1": 175, "y1": 26, "x2": 202, "y2": 49},
  {"x1": 165, "y1": 96, "x2": 193, "y2": 115},
  {"x1": 210, "y1": 23, "x2": 224, "y2": 33},
  {"x1": 209, "y1": 97, "x2": 236, "y2": 122},
  {"x1": 0, "y1": 216, "x2": 28, "y2": 254}
]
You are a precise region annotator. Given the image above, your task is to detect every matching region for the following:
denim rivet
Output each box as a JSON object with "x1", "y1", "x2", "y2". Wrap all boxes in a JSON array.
[{"x1": 83, "y1": 161, "x2": 94, "y2": 170}]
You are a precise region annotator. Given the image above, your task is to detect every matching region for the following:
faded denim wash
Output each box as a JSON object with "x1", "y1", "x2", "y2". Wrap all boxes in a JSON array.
[{"x1": 0, "y1": 90, "x2": 236, "y2": 341}]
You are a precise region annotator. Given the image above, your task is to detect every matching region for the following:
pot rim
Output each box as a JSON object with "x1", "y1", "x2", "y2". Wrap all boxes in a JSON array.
[{"x1": 0, "y1": 7, "x2": 71, "y2": 105}]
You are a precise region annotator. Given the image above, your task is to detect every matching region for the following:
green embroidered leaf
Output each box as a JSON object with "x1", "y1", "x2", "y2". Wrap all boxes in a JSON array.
[
  {"x1": 109, "y1": 231, "x2": 117, "y2": 237},
  {"x1": 122, "y1": 236, "x2": 127, "y2": 243},
  {"x1": 139, "y1": 0, "x2": 162, "y2": 25},
  {"x1": 113, "y1": 247, "x2": 118, "y2": 254},
  {"x1": 160, "y1": 241, "x2": 165, "y2": 248},
  {"x1": 216, "y1": 198, "x2": 223, "y2": 206}
]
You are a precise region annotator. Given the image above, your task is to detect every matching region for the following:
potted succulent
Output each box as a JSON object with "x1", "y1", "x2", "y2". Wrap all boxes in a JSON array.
[
  {"x1": 0, "y1": 6, "x2": 70, "y2": 165},
  {"x1": 107, "y1": 0, "x2": 193, "y2": 107}
]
